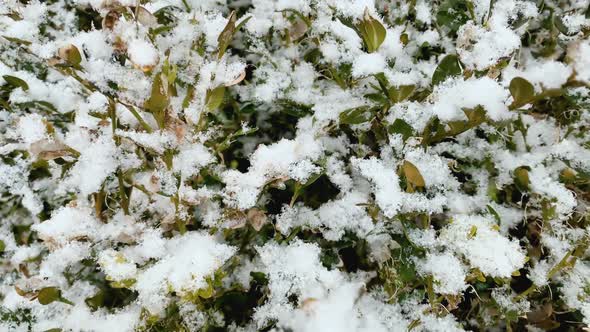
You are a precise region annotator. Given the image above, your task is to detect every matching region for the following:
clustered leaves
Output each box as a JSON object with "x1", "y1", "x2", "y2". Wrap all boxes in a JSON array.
[{"x1": 0, "y1": 0, "x2": 590, "y2": 331}]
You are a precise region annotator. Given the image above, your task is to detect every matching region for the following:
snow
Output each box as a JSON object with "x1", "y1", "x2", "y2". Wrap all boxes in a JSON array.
[
  {"x1": 352, "y1": 53, "x2": 387, "y2": 77},
  {"x1": 432, "y1": 76, "x2": 511, "y2": 121},
  {"x1": 134, "y1": 232, "x2": 236, "y2": 315},
  {"x1": 32, "y1": 206, "x2": 102, "y2": 247},
  {"x1": 1, "y1": 0, "x2": 589, "y2": 330},
  {"x1": 417, "y1": 252, "x2": 467, "y2": 294},
  {"x1": 440, "y1": 215, "x2": 526, "y2": 278},
  {"x1": 128, "y1": 39, "x2": 159, "y2": 70},
  {"x1": 352, "y1": 157, "x2": 403, "y2": 218},
  {"x1": 503, "y1": 60, "x2": 572, "y2": 91},
  {"x1": 16, "y1": 114, "x2": 47, "y2": 145}
]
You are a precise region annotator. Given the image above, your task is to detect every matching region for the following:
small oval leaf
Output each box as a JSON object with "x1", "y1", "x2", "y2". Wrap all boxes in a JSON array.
[
  {"x1": 402, "y1": 160, "x2": 425, "y2": 192},
  {"x1": 205, "y1": 85, "x2": 226, "y2": 111},
  {"x1": 388, "y1": 85, "x2": 415, "y2": 103},
  {"x1": 357, "y1": 9, "x2": 386, "y2": 53},
  {"x1": 514, "y1": 166, "x2": 530, "y2": 191},
  {"x1": 58, "y1": 44, "x2": 82, "y2": 66},
  {"x1": 509, "y1": 77, "x2": 535, "y2": 108},
  {"x1": 388, "y1": 118, "x2": 414, "y2": 141},
  {"x1": 38, "y1": 287, "x2": 60, "y2": 305},
  {"x1": 432, "y1": 54, "x2": 462, "y2": 85},
  {"x1": 339, "y1": 106, "x2": 373, "y2": 125}
]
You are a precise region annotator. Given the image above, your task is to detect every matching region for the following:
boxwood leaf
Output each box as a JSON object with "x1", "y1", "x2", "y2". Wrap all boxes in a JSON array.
[
  {"x1": 2, "y1": 75, "x2": 28, "y2": 91},
  {"x1": 432, "y1": 54, "x2": 462, "y2": 85},
  {"x1": 388, "y1": 85, "x2": 415, "y2": 103},
  {"x1": 388, "y1": 118, "x2": 414, "y2": 141},
  {"x1": 402, "y1": 160, "x2": 425, "y2": 192},
  {"x1": 38, "y1": 287, "x2": 60, "y2": 305},
  {"x1": 357, "y1": 9, "x2": 386, "y2": 53},
  {"x1": 339, "y1": 106, "x2": 373, "y2": 125},
  {"x1": 205, "y1": 85, "x2": 226, "y2": 111},
  {"x1": 509, "y1": 77, "x2": 535, "y2": 108},
  {"x1": 58, "y1": 44, "x2": 82, "y2": 67},
  {"x1": 514, "y1": 166, "x2": 530, "y2": 191}
]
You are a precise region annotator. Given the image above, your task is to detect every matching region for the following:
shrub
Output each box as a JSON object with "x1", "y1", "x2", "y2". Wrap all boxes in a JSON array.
[{"x1": 0, "y1": 0, "x2": 589, "y2": 331}]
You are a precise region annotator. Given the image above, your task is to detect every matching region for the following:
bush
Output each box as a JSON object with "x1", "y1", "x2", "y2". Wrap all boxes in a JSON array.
[{"x1": 0, "y1": 0, "x2": 589, "y2": 331}]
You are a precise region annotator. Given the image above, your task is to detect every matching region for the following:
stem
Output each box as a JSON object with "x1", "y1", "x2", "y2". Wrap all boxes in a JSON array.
[
  {"x1": 120, "y1": 102, "x2": 153, "y2": 133},
  {"x1": 117, "y1": 170, "x2": 130, "y2": 215}
]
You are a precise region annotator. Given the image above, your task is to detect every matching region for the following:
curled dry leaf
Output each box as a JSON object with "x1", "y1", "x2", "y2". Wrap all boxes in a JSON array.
[
  {"x1": 102, "y1": 10, "x2": 120, "y2": 30},
  {"x1": 165, "y1": 114, "x2": 187, "y2": 143},
  {"x1": 289, "y1": 18, "x2": 308, "y2": 40},
  {"x1": 224, "y1": 209, "x2": 247, "y2": 229},
  {"x1": 135, "y1": 6, "x2": 157, "y2": 27},
  {"x1": 247, "y1": 208, "x2": 268, "y2": 231},
  {"x1": 147, "y1": 173, "x2": 161, "y2": 193},
  {"x1": 30, "y1": 139, "x2": 71, "y2": 160},
  {"x1": 224, "y1": 70, "x2": 246, "y2": 87}
]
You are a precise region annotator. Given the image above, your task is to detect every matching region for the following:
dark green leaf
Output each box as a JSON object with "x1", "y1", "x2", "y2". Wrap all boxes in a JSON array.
[
  {"x1": 339, "y1": 106, "x2": 373, "y2": 125},
  {"x1": 432, "y1": 54, "x2": 462, "y2": 85},
  {"x1": 388, "y1": 118, "x2": 414, "y2": 141},
  {"x1": 239, "y1": 103, "x2": 257, "y2": 114},
  {"x1": 2, "y1": 75, "x2": 28, "y2": 91},
  {"x1": 436, "y1": 0, "x2": 471, "y2": 34},
  {"x1": 388, "y1": 85, "x2": 415, "y2": 103}
]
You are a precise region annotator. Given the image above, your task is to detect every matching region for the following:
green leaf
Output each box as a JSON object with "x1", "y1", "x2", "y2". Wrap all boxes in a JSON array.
[
  {"x1": 339, "y1": 106, "x2": 373, "y2": 125},
  {"x1": 2, "y1": 75, "x2": 29, "y2": 91},
  {"x1": 388, "y1": 118, "x2": 413, "y2": 141},
  {"x1": 205, "y1": 85, "x2": 226, "y2": 111},
  {"x1": 58, "y1": 44, "x2": 82, "y2": 67},
  {"x1": 84, "y1": 290, "x2": 105, "y2": 310},
  {"x1": 402, "y1": 160, "x2": 425, "y2": 192},
  {"x1": 110, "y1": 278, "x2": 136, "y2": 289},
  {"x1": 357, "y1": 9, "x2": 386, "y2": 53},
  {"x1": 436, "y1": 0, "x2": 472, "y2": 34},
  {"x1": 144, "y1": 73, "x2": 170, "y2": 128},
  {"x1": 217, "y1": 11, "x2": 237, "y2": 59},
  {"x1": 196, "y1": 284, "x2": 214, "y2": 299},
  {"x1": 514, "y1": 166, "x2": 530, "y2": 191},
  {"x1": 432, "y1": 54, "x2": 462, "y2": 85},
  {"x1": 468, "y1": 225, "x2": 478, "y2": 239},
  {"x1": 2, "y1": 36, "x2": 32, "y2": 45},
  {"x1": 37, "y1": 287, "x2": 60, "y2": 305},
  {"x1": 182, "y1": 85, "x2": 195, "y2": 109},
  {"x1": 509, "y1": 77, "x2": 535, "y2": 108},
  {"x1": 388, "y1": 85, "x2": 415, "y2": 103},
  {"x1": 0, "y1": 239, "x2": 5, "y2": 253},
  {"x1": 239, "y1": 103, "x2": 257, "y2": 114},
  {"x1": 487, "y1": 205, "x2": 501, "y2": 224},
  {"x1": 554, "y1": 16, "x2": 577, "y2": 36}
]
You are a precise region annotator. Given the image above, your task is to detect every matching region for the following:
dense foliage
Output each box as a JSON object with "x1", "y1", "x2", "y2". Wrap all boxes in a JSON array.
[{"x1": 1, "y1": 0, "x2": 590, "y2": 331}]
